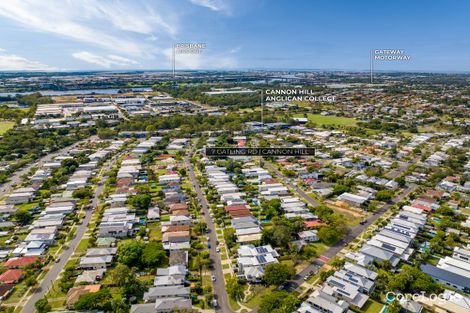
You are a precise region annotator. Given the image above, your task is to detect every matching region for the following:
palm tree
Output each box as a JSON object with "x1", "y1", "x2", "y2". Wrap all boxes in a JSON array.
[{"x1": 194, "y1": 251, "x2": 211, "y2": 286}]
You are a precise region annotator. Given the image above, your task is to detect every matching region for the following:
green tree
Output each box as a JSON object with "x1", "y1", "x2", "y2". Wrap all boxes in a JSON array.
[
  {"x1": 375, "y1": 190, "x2": 394, "y2": 202},
  {"x1": 193, "y1": 251, "x2": 211, "y2": 285},
  {"x1": 72, "y1": 186, "x2": 93, "y2": 199},
  {"x1": 117, "y1": 240, "x2": 145, "y2": 268},
  {"x1": 14, "y1": 209, "x2": 32, "y2": 226},
  {"x1": 318, "y1": 226, "x2": 342, "y2": 245},
  {"x1": 35, "y1": 298, "x2": 51, "y2": 313},
  {"x1": 141, "y1": 242, "x2": 168, "y2": 268},
  {"x1": 259, "y1": 291, "x2": 299, "y2": 313},
  {"x1": 333, "y1": 184, "x2": 350, "y2": 195},
  {"x1": 226, "y1": 277, "x2": 243, "y2": 300},
  {"x1": 131, "y1": 194, "x2": 152, "y2": 210},
  {"x1": 330, "y1": 256, "x2": 345, "y2": 269},
  {"x1": 74, "y1": 289, "x2": 113, "y2": 311},
  {"x1": 61, "y1": 158, "x2": 79, "y2": 174},
  {"x1": 107, "y1": 263, "x2": 133, "y2": 287},
  {"x1": 263, "y1": 263, "x2": 295, "y2": 286},
  {"x1": 387, "y1": 265, "x2": 442, "y2": 294},
  {"x1": 261, "y1": 198, "x2": 282, "y2": 219},
  {"x1": 301, "y1": 244, "x2": 318, "y2": 259},
  {"x1": 58, "y1": 267, "x2": 75, "y2": 293},
  {"x1": 387, "y1": 299, "x2": 402, "y2": 313},
  {"x1": 97, "y1": 128, "x2": 117, "y2": 139},
  {"x1": 320, "y1": 269, "x2": 335, "y2": 282},
  {"x1": 224, "y1": 228, "x2": 237, "y2": 249}
]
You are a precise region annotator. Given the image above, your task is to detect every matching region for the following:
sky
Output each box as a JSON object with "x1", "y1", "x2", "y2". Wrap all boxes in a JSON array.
[{"x1": 0, "y1": 0, "x2": 469, "y2": 72}]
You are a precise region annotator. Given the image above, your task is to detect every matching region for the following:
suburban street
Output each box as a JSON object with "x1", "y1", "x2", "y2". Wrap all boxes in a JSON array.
[
  {"x1": 262, "y1": 159, "x2": 320, "y2": 207},
  {"x1": 262, "y1": 157, "x2": 419, "y2": 290},
  {"x1": 184, "y1": 150, "x2": 233, "y2": 313},
  {"x1": 287, "y1": 183, "x2": 417, "y2": 290},
  {"x1": 20, "y1": 154, "x2": 117, "y2": 313},
  {"x1": 0, "y1": 136, "x2": 97, "y2": 199}
]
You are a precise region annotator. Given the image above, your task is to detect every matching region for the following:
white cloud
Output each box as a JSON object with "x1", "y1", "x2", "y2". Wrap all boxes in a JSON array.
[
  {"x1": 163, "y1": 48, "x2": 236, "y2": 69},
  {"x1": 229, "y1": 46, "x2": 242, "y2": 54},
  {"x1": 0, "y1": 1, "x2": 238, "y2": 69},
  {"x1": 72, "y1": 51, "x2": 138, "y2": 68},
  {"x1": 0, "y1": 50, "x2": 57, "y2": 71},
  {"x1": 0, "y1": 1, "x2": 177, "y2": 57},
  {"x1": 189, "y1": 0, "x2": 229, "y2": 12}
]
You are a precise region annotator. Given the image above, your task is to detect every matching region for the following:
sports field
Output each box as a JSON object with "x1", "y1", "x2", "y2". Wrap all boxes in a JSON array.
[
  {"x1": 295, "y1": 113, "x2": 357, "y2": 126},
  {"x1": 0, "y1": 121, "x2": 15, "y2": 134}
]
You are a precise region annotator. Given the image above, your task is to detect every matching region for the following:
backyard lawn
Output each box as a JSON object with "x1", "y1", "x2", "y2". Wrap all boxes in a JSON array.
[
  {"x1": 362, "y1": 299, "x2": 384, "y2": 313},
  {"x1": 147, "y1": 221, "x2": 162, "y2": 241},
  {"x1": 243, "y1": 285, "x2": 276, "y2": 309}
]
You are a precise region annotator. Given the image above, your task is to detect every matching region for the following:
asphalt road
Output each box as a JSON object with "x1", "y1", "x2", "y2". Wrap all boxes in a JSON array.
[
  {"x1": 184, "y1": 152, "x2": 233, "y2": 313},
  {"x1": 0, "y1": 136, "x2": 97, "y2": 199},
  {"x1": 20, "y1": 155, "x2": 116, "y2": 313}
]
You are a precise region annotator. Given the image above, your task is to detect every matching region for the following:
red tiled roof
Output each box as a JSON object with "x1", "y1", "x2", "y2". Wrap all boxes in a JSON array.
[
  {"x1": 224, "y1": 205, "x2": 248, "y2": 212},
  {"x1": 411, "y1": 203, "x2": 433, "y2": 212},
  {"x1": 172, "y1": 209, "x2": 190, "y2": 216},
  {"x1": 416, "y1": 196, "x2": 437, "y2": 204},
  {"x1": 164, "y1": 225, "x2": 190, "y2": 232},
  {"x1": 237, "y1": 140, "x2": 246, "y2": 147},
  {"x1": 3, "y1": 256, "x2": 39, "y2": 268},
  {"x1": 169, "y1": 203, "x2": 188, "y2": 211},
  {"x1": 155, "y1": 154, "x2": 176, "y2": 160},
  {"x1": 304, "y1": 178, "x2": 318, "y2": 183},
  {"x1": 426, "y1": 190, "x2": 445, "y2": 198},
  {"x1": 262, "y1": 178, "x2": 277, "y2": 184},
  {"x1": 0, "y1": 269, "x2": 23, "y2": 283},
  {"x1": 229, "y1": 210, "x2": 252, "y2": 218},
  {"x1": 117, "y1": 178, "x2": 133, "y2": 187}
]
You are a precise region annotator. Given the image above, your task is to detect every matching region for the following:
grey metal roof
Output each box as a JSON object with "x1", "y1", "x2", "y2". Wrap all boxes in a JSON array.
[{"x1": 421, "y1": 264, "x2": 470, "y2": 290}]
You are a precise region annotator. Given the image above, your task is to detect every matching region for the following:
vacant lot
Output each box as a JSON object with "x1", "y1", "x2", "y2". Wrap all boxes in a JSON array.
[{"x1": 295, "y1": 113, "x2": 357, "y2": 127}]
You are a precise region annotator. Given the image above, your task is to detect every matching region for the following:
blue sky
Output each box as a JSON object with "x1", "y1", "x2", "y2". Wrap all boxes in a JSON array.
[{"x1": 0, "y1": 0, "x2": 468, "y2": 71}]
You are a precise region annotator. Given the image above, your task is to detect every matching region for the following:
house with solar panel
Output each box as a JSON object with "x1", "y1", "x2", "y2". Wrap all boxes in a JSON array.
[
  {"x1": 355, "y1": 206, "x2": 427, "y2": 267},
  {"x1": 236, "y1": 244, "x2": 279, "y2": 283},
  {"x1": 297, "y1": 261, "x2": 377, "y2": 311}
]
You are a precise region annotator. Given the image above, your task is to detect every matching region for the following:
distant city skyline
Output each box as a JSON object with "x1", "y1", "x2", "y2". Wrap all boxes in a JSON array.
[{"x1": 0, "y1": 0, "x2": 469, "y2": 72}]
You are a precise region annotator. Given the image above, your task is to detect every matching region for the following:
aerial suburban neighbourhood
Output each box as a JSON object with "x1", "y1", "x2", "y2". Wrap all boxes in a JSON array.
[{"x1": 0, "y1": 1, "x2": 468, "y2": 313}]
